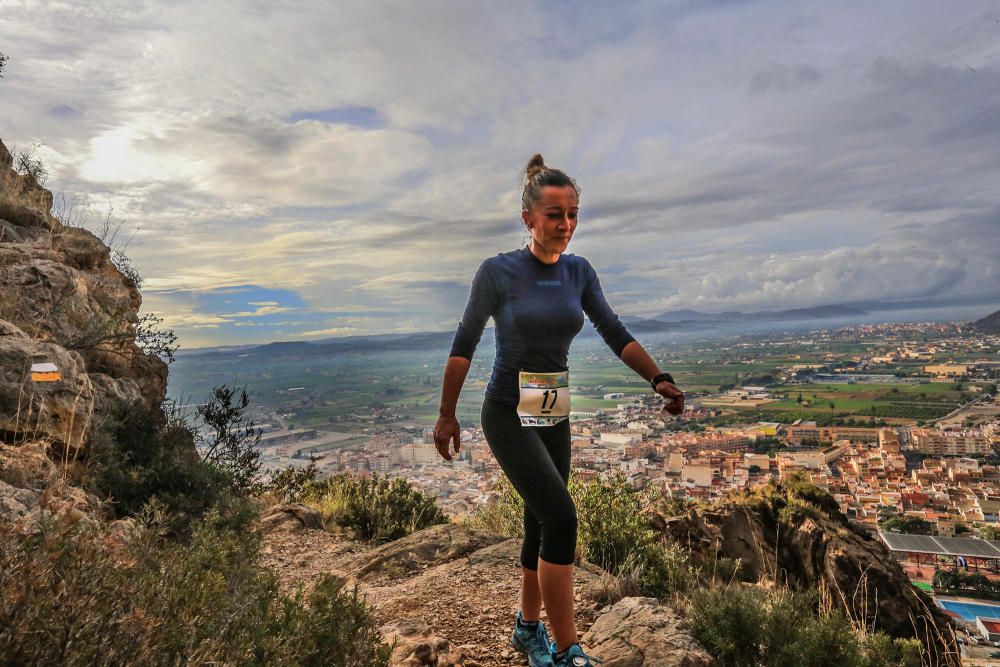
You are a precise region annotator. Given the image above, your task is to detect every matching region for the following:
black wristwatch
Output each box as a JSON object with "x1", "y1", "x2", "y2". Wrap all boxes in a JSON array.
[{"x1": 650, "y1": 372, "x2": 675, "y2": 390}]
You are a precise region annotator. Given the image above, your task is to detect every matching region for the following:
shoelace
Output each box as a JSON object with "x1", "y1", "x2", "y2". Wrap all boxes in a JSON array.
[{"x1": 550, "y1": 642, "x2": 604, "y2": 665}]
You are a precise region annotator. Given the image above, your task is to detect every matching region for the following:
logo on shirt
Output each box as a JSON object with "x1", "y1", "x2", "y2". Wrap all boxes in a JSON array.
[{"x1": 535, "y1": 280, "x2": 562, "y2": 287}]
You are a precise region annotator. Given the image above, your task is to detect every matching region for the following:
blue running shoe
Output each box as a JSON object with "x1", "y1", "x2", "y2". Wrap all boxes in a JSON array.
[
  {"x1": 511, "y1": 610, "x2": 555, "y2": 667},
  {"x1": 551, "y1": 642, "x2": 603, "y2": 667}
]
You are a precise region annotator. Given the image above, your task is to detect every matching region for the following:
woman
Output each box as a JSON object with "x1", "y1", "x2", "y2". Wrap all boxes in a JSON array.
[{"x1": 434, "y1": 154, "x2": 684, "y2": 667}]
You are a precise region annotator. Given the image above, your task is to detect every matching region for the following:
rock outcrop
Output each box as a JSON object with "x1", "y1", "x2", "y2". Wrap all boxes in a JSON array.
[
  {"x1": 657, "y1": 484, "x2": 961, "y2": 666},
  {"x1": 0, "y1": 139, "x2": 167, "y2": 452},
  {"x1": 581, "y1": 597, "x2": 713, "y2": 667},
  {"x1": 259, "y1": 503, "x2": 327, "y2": 532},
  {"x1": 0, "y1": 439, "x2": 108, "y2": 529}
]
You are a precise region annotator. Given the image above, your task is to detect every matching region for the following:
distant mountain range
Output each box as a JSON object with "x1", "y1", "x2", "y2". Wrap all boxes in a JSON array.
[
  {"x1": 649, "y1": 304, "x2": 868, "y2": 323},
  {"x1": 974, "y1": 310, "x2": 1000, "y2": 333},
  {"x1": 178, "y1": 301, "x2": 999, "y2": 359}
]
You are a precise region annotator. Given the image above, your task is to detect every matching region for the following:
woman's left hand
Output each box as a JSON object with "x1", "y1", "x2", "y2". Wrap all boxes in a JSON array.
[{"x1": 655, "y1": 381, "x2": 685, "y2": 416}]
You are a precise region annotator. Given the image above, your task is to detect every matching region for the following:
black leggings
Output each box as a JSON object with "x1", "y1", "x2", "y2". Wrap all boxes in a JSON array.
[{"x1": 480, "y1": 397, "x2": 576, "y2": 568}]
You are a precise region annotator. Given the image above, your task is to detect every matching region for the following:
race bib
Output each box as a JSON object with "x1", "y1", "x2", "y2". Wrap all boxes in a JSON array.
[{"x1": 517, "y1": 371, "x2": 570, "y2": 427}]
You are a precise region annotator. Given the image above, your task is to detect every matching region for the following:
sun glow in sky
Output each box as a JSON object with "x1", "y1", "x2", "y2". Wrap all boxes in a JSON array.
[{"x1": 2, "y1": 1, "x2": 998, "y2": 348}]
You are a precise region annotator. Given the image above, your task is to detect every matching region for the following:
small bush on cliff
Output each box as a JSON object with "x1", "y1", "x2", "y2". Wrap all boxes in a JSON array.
[
  {"x1": 12, "y1": 144, "x2": 48, "y2": 186},
  {"x1": 90, "y1": 386, "x2": 269, "y2": 536},
  {"x1": 196, "y1": 384, "x2": 264, "y2": 496},
  {"x1": 470, "y1": 472, "x2": 693, "y2": 598},
  {"x1": 0, "y1": 513, "x2": 392, "y2": 666},
  {"x1": 90, "y1": 402, "x2": 233, "y2": 536},
  {"x1": 736, "y1": 473, "x2": 845, "y2": 526},
  {"x1": 466, "y1": 471, "x2": 525, "y2": 537},
  {"x1": 261, "y1": 459, "x2": 321, "y2": 504},
  {"x1": 688, "y1": 585, "x2": 921, "y2": 667},
  {"x1": 305, "y1": 472, "x2": 447, "y2": 544}
]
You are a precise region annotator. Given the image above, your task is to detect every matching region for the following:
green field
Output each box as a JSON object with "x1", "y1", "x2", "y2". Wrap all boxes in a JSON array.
[{"x1": 168, "y1": 325, "x2": 990, "y2": 431}]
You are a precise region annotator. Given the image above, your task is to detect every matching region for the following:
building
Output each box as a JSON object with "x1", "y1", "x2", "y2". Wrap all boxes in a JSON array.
[
  {"x1": 680, "y1": 463, "x2": 717, "y2": 486},
  {"x1": 398, "y1": 443, "x2": 440, "y2": 465},
  {"x1": 781, "y1": 421, "x2": 821, "y2": 444},
  {"x1": 821, "y1": 426, "x2": 880, "y2": 444},
  {"x1": 600, "y1": 432, "x2": 642, "y2": 449},
  {"x1": 977, "y1": 618, "x2": 1000, "y2": 644},
  {"x1": 910, "y1": 429, "x2": 991, "y2": 456},
  {"x1": 923, "y1": 364, "x2": 972, "y2": 377}
]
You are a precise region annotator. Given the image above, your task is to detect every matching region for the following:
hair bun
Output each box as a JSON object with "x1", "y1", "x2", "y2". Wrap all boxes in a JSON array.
[{"x1": 524, "y1": 153, "x2": 547, "y2": 185}]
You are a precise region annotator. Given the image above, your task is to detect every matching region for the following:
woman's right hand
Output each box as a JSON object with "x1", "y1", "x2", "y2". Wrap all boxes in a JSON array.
[{"x1": 433, "y1": 415, "x2": 461, "y2": 461}]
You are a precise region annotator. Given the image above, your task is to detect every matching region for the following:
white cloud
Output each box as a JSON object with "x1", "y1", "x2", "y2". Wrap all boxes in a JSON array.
[{"x1": 1, "y1": 1, "x2": 997, "y2": 346}]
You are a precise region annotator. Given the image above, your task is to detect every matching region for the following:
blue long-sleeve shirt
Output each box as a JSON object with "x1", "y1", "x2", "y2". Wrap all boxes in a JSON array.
[{"x1": 449, "y1": 246, "x2": 636, "y2": 406}]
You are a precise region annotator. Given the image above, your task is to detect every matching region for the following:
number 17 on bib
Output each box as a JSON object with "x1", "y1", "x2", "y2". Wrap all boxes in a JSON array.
[{"x1": 517, "y1": 371, "x2": 571, "y2": 427}]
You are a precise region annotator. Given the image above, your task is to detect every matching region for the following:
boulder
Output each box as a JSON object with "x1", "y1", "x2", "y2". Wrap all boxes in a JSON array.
[
  {"x1": 259, "y1": 503, "x2": 326, "y2": 532},
  {"x1": 0, "y1": 141, "x2": 58, "y2": 232},
  {"x1": 343, "y1": 522, "x2": 508, "y2": 583},
  {"x1": 0, "y1": 319, "x2": 28, "y2": 338},
  {"x1": 0, "y1": 440, "x2": 59, "y2": 489},
  {"x1": 582, "y1": 597, "x2": 713, "y2": 667},
  {"x1": 381, "y1": 617, "x2": 468, "y2": 667},
  {"x1": 0, "y1": 479, "x2": 40, "y2": 521},
  {"x1": 0, "y1": 244, "x2": 140, "y2": 374},
  {"x1": 39, "y1": 480, "x2": 106, "y2": 522},
  {"x1": 0, "y1": 336, "x2": 94, "y2": 451}
]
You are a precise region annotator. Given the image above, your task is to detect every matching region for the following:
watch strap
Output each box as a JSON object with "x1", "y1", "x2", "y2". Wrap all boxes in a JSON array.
[{"x1": 650, "y1": 372, "x2": 675, "y2": 390}]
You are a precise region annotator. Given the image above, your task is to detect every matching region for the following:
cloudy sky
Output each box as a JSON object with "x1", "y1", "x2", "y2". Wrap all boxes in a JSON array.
[{"x1": 2, "y1": 1, "x2": 998, "y2": 348}]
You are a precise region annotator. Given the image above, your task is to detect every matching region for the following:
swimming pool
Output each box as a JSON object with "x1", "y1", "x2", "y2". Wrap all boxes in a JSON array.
[{"x1": 938, "y1": 600, "x2": 1000, "y2": 622}]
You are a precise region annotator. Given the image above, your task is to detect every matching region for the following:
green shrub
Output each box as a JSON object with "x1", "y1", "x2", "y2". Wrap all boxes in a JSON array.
[
  {"x1": 263, "y1": 460, "x2": 321, "y2": 504},
  {"x1": 688, "y1": 585, "x2": 921, "y2": 667},
  {"x1": 574, "y1": 472, "x2": 658, "y2": 574},
  {"x1": 781, "y1": 474, "x2": 842, "y2": 519},
  {"x1": 466, "y1": 471, "x2": 525, "y2": 537},
  {"x1": 196, "y1": 385, "x2": 264, "y2": 496},
  {"x1": 779, "y1": 496, "x2": 822, "y2": 524},
  {"x1": 0, "y1": 513, "x2": 392, "y2": 666},
  {"x1": 470, "y1": 471, "x2": 696, "y2": 598},
  {"x1": 636, "y1": 540, "x2": 701, "y2": 598},
  {"x1": 305, "y1": 472, "x2": 447, "y2": 544},
  {"x1": 89, "y1": 401, "x2": 235, "y2": 536},
  {"x1": 736, "y1": 474, "x2": 844, "y2": 528},
  {"x1": 860, "y1": 632, "x2": 923, "y2": 667}
]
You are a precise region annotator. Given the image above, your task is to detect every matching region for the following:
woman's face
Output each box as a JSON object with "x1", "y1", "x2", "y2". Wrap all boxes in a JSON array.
[{"x1": 522, "y1": 185, "x2": 579, "y2": 255}]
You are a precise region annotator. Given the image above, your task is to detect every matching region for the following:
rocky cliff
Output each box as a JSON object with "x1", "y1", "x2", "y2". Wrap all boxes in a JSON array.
[
  {"x1": 0, "y1": 139, "x2": 166, "y2": 452},
  {"x1": 655, "y1": 483, "x2": 962, "y2": 666}
]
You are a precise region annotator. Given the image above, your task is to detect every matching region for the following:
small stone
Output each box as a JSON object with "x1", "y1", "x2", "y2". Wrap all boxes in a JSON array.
[{"x1": 412, "y1": 642, "x2": 433, "y2": 660}]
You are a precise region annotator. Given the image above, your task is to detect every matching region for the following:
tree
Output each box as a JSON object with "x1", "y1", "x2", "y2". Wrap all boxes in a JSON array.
[
  {"x1": 933, "y1": 570, "x2": 959, "y2": 590},
  {"x1": 880, "y1": 515, "x2": 933, "y2": 535},
  {"x1": 829, "y1": 401, "x2": 835, "y2": 412},
  {"x1": 980, "y1": 525, "x2": 1000, "y2": 540},
  {"x1": 196, "y1": 385, "x2": 263, "y2": 495},
  {"x1": 0, "y1": 51, "x2": 7, "y2": 78},
  {"x1": 13, "y1": 144, "x2": 48, "y2": 185},
  {"x1": 796, "y1": 393, "x2": 803, "y2": 404}
]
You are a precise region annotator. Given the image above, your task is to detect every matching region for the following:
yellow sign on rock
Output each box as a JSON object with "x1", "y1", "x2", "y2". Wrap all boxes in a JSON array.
[{"x1": 30, "y1": 362, "x2": 61, "y2": 382}]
